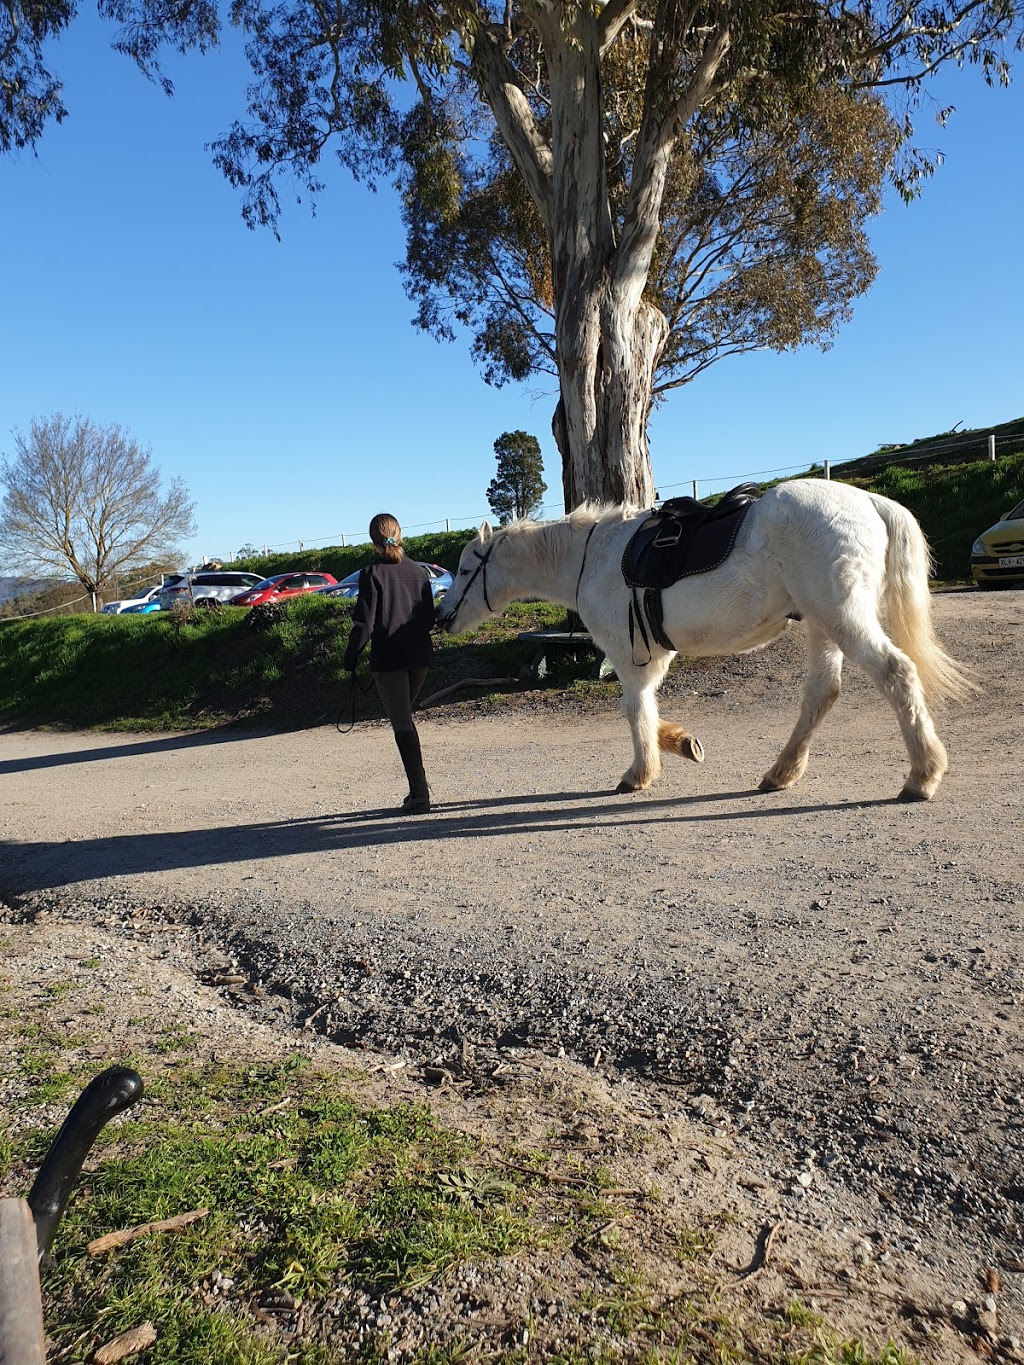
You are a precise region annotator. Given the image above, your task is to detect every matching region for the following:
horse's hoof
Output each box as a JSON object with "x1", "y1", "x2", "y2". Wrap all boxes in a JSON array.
[
  {"x1": 615, "y1": 779, "x2": 637, "y2": 794},
  {"x1": 897, "y1": 785, "x2": 932, "y2": 803},
  {"x1": 758, "y1": 774, "x2": 784, "y2": 793},
  {"x1": 681, "y1": 736, "x2": 704, "y2": 764}
]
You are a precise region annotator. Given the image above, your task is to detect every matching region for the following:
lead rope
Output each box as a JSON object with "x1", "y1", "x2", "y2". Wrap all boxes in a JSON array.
[{"x1": 336, "y1": 668, "x2": 375, "y2": 734}]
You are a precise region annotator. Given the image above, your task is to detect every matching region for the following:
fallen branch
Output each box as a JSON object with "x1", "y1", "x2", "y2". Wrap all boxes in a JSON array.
[
  {"x1": 94, "y1": 1322, "x2": 157, "y2": 1363},
  {"x1": 416, "y1": 677, "x2": 517, "y2": 710},
  {"x1": 87, "y1": 1208, "x2": 209, "y2": 1257}
]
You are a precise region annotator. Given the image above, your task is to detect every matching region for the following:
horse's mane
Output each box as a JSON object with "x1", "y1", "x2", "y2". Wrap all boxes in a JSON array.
[{"x1": 491, "y1": 501, "x2": 635, "y2": 575}]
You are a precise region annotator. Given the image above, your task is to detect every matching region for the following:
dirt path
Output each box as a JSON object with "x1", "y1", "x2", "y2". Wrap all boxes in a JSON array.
[{"x1": 2, "y1": 588, "x2": 1022, "y2": 1358}]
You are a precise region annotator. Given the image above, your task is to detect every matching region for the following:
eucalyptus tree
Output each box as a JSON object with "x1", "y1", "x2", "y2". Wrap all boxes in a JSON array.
[{"x1": 4, "y1": 0, "x2": 1018, "y2": 508}]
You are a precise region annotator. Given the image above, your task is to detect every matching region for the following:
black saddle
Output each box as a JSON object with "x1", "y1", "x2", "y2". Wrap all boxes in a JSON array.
[{"x1": 622, "y1": 482, "x2": 761, "y2": 658}]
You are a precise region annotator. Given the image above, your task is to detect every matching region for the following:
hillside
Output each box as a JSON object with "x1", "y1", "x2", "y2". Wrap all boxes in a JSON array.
[{"x1": 829, "y1": 415, "x2": 1024, "y2": 479}]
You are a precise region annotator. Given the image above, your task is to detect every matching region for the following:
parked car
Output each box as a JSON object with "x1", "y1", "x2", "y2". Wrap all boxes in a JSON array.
[
  {"x1": 121, "y1": 600, "x2": 163, "y2": 614},
  {"x1": 316, "y1": 562, "x2": 452, "y2": 602},
  {"x1": 156, "y1": 570, "x2": 264, "y2": 610},
  {"x1": 101, "y1": 576, "x2": 186, "y2": 614},
  {"x1": 971, "y1": 497, "x2": 1024, "y2": 589},
  {"x1": 230, "y1": 571, "x2": 339, "y2": 607}
]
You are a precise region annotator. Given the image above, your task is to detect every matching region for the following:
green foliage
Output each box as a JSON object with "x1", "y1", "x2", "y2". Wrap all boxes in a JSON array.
[
  {"x1": 486, "y1": 430, "x2": 547, "y2": 524},
  {"x1": 0, "y1": 592, "x2": 568, "y2": 730},
  {"x1": 845, "y1": 448, "x2": 1024, "y2": 580}
]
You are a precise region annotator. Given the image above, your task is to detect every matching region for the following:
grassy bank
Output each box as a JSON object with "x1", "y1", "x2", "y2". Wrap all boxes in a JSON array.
[
  {"x1": 842, "y1": 449, "x2": 1024, "y2": 582},
  {"x1": 0, "y1": 595, "x2": 570, "y2": 731},
  {"x1": 1, "y1": 452, "x2": 1019, "y2": 733}
]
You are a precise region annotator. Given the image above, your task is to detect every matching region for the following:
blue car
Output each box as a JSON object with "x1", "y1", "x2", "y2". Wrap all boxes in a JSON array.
[
  {"x1": 121, "y1": 600, "x2": 163, "y2": 614},
  {"x1": 316, "y1": 562, "x2": 452, "y2": 602}
]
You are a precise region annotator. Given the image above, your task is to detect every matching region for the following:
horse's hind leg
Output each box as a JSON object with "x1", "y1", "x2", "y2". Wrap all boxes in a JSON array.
[
  {"x1": 760, "y1": 628, "x2": 843, "y2": 792},
  {"x1": 839, "y1": 628, "x2": 948, "y2": 801}
]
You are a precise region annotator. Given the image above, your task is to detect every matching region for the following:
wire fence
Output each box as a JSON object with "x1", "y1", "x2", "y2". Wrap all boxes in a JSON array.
[
  {"x1": 2, "y1": 430, "x2": 1019, "y2": 615},
  {"x1": 0, "y1": 591, "x2": 93, "y2": 623},
  {"x1": 248, "y1": 430, "x2": 1021, "y2": 556}
]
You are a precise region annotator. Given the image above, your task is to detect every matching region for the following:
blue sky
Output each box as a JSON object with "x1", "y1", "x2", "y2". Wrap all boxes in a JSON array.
[{"x1": 1, "y1": 11, "x2": 1021, "y2": 567}]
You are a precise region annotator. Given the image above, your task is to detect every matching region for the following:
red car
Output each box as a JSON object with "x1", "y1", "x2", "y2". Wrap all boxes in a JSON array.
[{"x1": 230, "y1": 571, "x2": 339, "y2": 606}]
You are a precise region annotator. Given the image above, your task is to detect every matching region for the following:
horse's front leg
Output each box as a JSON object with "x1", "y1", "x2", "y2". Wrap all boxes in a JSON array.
[
  {"x1": 609, "y1": 652, "x2": 700, "y2": 791},
  {"x1": 616, "y1": 671, "x2": 662, "y2": 792}
]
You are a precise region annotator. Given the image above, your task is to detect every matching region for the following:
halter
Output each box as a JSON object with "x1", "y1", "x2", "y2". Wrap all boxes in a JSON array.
[
  {"x1": 446, "y1": 519, "x2": 595, "y2": 631},
  {"x1": 444, "y1": 540, "x2": 497, "y2": 629}
]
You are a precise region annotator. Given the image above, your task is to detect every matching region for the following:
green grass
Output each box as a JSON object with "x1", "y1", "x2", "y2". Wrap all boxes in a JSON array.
[
  {"x1": 0, "y1": 593, "x2": 568, "y2": 731},
  {"x1": 3, "y1": 1058, "x2": 537, "y2": 1364}
]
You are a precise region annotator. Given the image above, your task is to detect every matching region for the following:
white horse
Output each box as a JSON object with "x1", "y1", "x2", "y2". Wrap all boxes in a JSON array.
[{"x1": 436, "y1": 479, "x2": 975, "y2": 802}]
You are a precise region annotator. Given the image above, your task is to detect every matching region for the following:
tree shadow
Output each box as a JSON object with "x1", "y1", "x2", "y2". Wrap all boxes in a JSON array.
[{"x1": 0, "y1": 724, "x2": 272, "y2": 776}]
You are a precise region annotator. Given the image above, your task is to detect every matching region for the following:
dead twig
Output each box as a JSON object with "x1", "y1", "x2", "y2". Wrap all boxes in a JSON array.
[
  {"x1": 87, "y1": 1209, "x2": 209, "y2": 1257},
  {"x1": 496, "y1": 1159, "x2": 642, "y2": 1196},
  {"x1": 416, "y1": 677, "x2": 517, "y2": 710},
  {"x1": 732, "y1": 1220, "x2": 781, "y2": 1281},
  {"x1": 93, "y1": 1321, "x2": 157, "y2": 1362}
]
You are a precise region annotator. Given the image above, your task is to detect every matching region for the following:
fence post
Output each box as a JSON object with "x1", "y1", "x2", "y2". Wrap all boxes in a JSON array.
[
  {"x1": 446, "y1": 518, "x2": 451, "y2": 532},
  {"x1": 0, "y1": 1199, "x2": 46, "y2": 1365},
  {"x1": 692, "y1": 480, "x2": 699, "y2": 500},
  {"x1": 824, "y1": 460, "x2": 831, "y2": 480},
  {"x1": 989, "y1": 434, "x2": 996, "y2": 462},
  {"x1": 341, "y1": 533, "x2": 346, "y2": 546}
]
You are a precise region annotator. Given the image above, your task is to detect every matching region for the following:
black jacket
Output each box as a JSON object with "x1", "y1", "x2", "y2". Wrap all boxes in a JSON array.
[{"x1": 342, "y1": 557, "x2": 435, "y2": 672}]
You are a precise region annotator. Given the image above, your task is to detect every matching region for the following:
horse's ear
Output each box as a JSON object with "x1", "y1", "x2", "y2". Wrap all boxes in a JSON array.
[{"x1": 478, "y1": 520, "x2": 493, "y2": 543}]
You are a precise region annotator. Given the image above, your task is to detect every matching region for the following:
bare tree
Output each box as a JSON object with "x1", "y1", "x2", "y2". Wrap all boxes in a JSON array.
[{"x1": 0, "y1": 414, "x2": 196, "y2": 608}]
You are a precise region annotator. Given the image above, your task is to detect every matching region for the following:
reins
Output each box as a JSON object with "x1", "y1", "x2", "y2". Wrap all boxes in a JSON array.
[{"x1": 568, "y1": 521, "x2": 598, "y2": 637}]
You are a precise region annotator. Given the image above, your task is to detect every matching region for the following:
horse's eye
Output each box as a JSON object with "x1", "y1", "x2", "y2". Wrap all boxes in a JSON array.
[{"x1": 459, "y1": 566, "x2": 470, "y2": 576}]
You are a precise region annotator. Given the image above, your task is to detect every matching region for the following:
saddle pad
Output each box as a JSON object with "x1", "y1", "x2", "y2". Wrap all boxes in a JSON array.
[{"x1": 622, "y1": 482, "x2": 761, "y2": 590}]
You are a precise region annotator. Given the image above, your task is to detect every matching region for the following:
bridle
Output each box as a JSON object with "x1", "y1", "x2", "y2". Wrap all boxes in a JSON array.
[
  {"x1": 443, "y1": 518, "x2": 597, "y2": 630},
  {"x1": 442, "y1": 540, "x2": 497, "y2": 629}
]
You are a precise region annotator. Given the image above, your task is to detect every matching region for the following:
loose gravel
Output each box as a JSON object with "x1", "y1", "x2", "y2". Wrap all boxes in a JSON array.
[{"x1": 2, "y1": 586, "x2": 1022, "y2": 1360}]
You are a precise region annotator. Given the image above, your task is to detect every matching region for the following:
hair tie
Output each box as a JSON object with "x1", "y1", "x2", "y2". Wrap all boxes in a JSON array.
[{"x1": 384, "y1": 535, "x2": 397, "y2": 545}]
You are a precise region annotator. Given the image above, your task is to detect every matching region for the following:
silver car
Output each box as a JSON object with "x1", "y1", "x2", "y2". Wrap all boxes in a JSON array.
[{"x1": 156, "y1": 570, "x2": 264, "y2": 610}]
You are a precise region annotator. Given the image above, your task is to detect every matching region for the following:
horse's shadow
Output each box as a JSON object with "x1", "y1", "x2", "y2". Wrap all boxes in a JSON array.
[{"x1": 1, "y1": 787, "x2": 895, "y2": 896}]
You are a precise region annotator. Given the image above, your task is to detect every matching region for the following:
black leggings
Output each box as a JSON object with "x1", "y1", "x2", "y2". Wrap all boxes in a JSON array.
[{"x1": 372, "y1": 668, "x2": 428, "y2": 733}]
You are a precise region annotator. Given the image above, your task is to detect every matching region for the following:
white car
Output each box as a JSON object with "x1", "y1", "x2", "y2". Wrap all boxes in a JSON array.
[
  {"x1": 156, "y1": 570, "x2": 264, "y2": 609},
  {"x1": 101, "y1": 577, "x2": 186, "y2": 614}
]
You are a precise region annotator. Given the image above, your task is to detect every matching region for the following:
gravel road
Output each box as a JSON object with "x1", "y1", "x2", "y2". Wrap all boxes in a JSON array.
[{"x1": 2, "y1": 587, "x2": 1022, "y2": 1355}]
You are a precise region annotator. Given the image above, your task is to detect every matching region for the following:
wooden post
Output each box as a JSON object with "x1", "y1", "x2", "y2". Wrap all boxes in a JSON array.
[
  {"x1": 824, "y1": 460, "x2": 831, "y2": 480},
  {"x1": 989, "y1": 434, "x2": 996, "y2": 461},
  {"x1": 692, "y1": 480, "x2": 699, "y2": 500},
  {"x1": 445, "y1": 518, "x2": 451, "y2": 532},
  {"x1": 0, "y1": 1198, "x2": 46, "y2": 1365}
]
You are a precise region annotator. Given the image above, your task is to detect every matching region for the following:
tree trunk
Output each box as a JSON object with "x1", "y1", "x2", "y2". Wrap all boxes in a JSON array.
[{"x1": 552, "y1": 289, "x2": 666, "y2": 513}]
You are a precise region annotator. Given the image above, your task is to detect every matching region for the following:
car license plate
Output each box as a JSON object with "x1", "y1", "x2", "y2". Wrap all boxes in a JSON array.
[{"x1": 998, "y1": 556, "x2": 1024, "y2": 568}]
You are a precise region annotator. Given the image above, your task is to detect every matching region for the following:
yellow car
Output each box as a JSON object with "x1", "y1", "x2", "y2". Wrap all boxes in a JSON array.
[{"x1": 971, "y1": 497, "x2": 1024, "y2": 589}]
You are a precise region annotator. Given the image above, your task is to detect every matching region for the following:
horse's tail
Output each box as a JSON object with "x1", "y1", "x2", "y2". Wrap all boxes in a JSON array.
[{"x1": 870, "y1": 492, "x2": 978, "y2": 705}]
